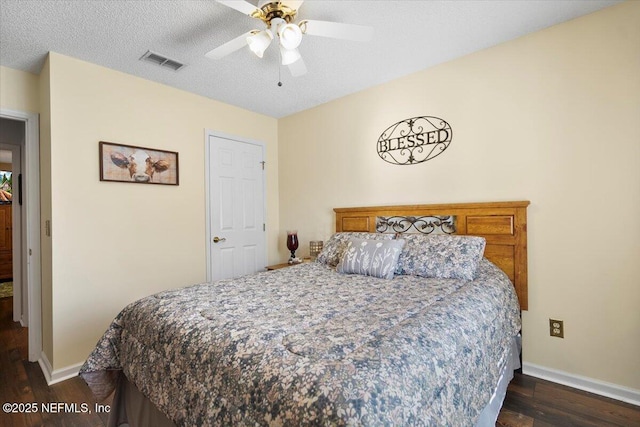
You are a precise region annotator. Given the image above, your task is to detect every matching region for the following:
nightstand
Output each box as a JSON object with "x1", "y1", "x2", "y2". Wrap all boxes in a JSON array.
[
  {"x1": 265, "y1": 263, "x2": 292, "y2": 271},
  {"x1": 266, "y1": 259, "x2": 311, "y2": 271}
]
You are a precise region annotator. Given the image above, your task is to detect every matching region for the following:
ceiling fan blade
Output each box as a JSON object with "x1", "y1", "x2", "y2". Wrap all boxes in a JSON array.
[
  {"x1": 300, "y1": 20, "x2": 373, "y2": 42},
  {"x1": 288, "y1": 57, "x2": 307, "y2": 77},
  {"x1": 205, "y1": 31, "x2": 254, "y2": 60},
  {"x1": 299, "y1": 20, "x2": 373, "y2": 42},
  {"x1": 216, "y1": 0, "x2": 260, "y2": 16},
  {"x1": 287, "y1": 0, "x2": 305, "y2": 11}
]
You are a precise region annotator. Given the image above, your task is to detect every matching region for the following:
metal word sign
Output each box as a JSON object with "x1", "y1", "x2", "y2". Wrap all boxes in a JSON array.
[{"x1": 377, "y1": 116, "x2": 452, "y2": 165}]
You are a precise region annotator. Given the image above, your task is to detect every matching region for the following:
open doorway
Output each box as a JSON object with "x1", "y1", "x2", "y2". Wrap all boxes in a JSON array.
[
  {"x1": 0, "y1": 110, "x2": 41, "y2": 363},
  {"x1": 0, "y1": 122, "x2": 24, "y2": 328}
]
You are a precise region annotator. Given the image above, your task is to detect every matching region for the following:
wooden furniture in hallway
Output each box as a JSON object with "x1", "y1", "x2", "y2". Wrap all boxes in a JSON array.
[{"x1": 0, "y1": 204, "x2": 12, "y2": 281}]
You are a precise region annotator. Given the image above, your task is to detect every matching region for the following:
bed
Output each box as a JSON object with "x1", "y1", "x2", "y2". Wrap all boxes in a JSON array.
[{"x1": 80, "y1": 200, "x2": 530, "y2": 426}]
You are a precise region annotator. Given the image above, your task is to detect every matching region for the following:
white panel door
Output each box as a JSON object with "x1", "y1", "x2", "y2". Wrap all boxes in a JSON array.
[{"x1": 208, "y1": 134, "x2": 265, "y2": 280}]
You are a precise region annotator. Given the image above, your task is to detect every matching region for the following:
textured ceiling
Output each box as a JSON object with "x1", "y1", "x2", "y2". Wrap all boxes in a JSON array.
[{"x1": 0, "y1": 0, "x2": 622, "y2": 118}]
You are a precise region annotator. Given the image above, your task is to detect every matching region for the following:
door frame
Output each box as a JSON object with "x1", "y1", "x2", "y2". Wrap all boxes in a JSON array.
[
  {"x1": 204, "y1": 129, "x2": 267, "y2": 281},
  {"x1": 0, "y1": 108, "x2": 41, "y2": 362}
]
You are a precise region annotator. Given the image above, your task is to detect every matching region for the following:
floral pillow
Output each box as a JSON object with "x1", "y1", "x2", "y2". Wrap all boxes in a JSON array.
[
  {"x1": 337, "y1": 238, "x2": 406, "y2": 280},
  {"x1": 316, "y1": 232, "x2": 394, "y2": 267},
  {"x1": 395, "y1": 234, "x2": 486, "y2": 281}
]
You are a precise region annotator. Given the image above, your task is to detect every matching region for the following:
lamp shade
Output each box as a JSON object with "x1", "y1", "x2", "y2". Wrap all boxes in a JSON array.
[
  {"x1": 280, "y1": 46, "x2": 301, "y2": 65},
  {"x1": 247, "y1": 30, "x2": 273, "y2": 58},
  {"x1": 278, "y1": 23, "x2": 303, "y2": 50}
]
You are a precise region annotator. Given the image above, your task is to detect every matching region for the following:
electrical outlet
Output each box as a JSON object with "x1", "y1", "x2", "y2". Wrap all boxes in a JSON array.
[{"x1": 549, "y1": 319, "x2": 564, "y2": 338}]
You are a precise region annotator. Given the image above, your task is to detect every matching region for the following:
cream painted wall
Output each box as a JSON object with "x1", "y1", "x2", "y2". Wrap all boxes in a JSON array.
[
  {"x1": 279, "y1": 1, "x2": 640, "y2": 391},
  {"x1": 45, "y1": 53, "x2": 279, "y2": 369},
  {"x1": 0, "y1": 66, "x2": 40, "y2": 113}
]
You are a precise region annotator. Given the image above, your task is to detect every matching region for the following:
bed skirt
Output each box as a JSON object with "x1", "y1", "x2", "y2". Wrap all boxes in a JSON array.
[
  {"x1": 108, "y1": 372, "x2": 177, "y2": 427},
  {"x1": 474, "y1": 334, "x2": 521, "y2": 427}
]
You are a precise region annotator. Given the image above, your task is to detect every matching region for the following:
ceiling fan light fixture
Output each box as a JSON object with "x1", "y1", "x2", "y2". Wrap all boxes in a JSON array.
[
  {"x1": 213, "y1": 0, "x2": 374, "y2": 78},
  {"x1": 278, "y1": 23, "x2": 302, "y2": 50},
  {"x1": 280, "y1": 46, "x2": 301, "y2": 65},
  {"x1": 247, "y1": 30, "x2": 273, "y2": 58}
]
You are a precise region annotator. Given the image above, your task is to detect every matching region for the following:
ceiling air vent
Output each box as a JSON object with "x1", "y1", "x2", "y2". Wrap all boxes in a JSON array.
[{"x1": 140, "y1": 50, "x2": 185, "y2": 71}]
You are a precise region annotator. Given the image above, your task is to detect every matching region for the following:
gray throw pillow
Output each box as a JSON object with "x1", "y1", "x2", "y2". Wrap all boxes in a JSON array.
[
  {"x1": 337, "y1": 238, "x2": 406, "y2": 279},
  {"x1": 316, "y1": 232, "x2": 394, "y2": 267}
]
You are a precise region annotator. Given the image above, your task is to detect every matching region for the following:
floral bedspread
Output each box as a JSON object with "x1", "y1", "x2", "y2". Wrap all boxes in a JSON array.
[{"x1": 80, "y1": 259, "x2": 521, "y2": 426}]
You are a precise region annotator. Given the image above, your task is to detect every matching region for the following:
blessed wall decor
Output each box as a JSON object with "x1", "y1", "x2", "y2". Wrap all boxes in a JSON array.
[{"x1": 377, "y1": 116, "x2": 452, "y2": 165}]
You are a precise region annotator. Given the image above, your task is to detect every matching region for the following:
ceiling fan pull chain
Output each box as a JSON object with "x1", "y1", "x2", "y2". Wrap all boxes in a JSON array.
[{"x1": 278, "y1": 50, "x2": 283, "y2": 87}]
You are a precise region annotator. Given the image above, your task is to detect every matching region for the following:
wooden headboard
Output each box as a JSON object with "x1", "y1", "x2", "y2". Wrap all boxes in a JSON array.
[{"x1": 334, "y1": 201, "x2": 530, "y2": 310}]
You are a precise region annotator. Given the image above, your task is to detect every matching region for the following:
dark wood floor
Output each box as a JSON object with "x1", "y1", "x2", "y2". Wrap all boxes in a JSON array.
[
  {"x1": 497, "y1": 373, "x2": 640, "y2": 427},
  {"x1": 1, "y1": 296, "x2": 639, "y2": 426}
]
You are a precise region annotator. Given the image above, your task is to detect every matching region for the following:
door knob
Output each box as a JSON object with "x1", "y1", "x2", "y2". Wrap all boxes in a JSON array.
[{"x1": 213, "y1": 236, "x2": 226, "y2": 243}]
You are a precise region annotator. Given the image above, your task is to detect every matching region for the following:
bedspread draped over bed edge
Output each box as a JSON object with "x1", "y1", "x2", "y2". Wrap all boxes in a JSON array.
[{"x1": 80, "y1": 259, "x2": 521, "y2": 426}]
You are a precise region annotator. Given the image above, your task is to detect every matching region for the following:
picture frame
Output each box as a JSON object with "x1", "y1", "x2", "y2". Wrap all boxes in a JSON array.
[
  {"x1": 99, "y1": 141, "x2": 179, "y2": 185},
  {"x1": 0, "y1": 171, "x2": 12, "y2": 203}
]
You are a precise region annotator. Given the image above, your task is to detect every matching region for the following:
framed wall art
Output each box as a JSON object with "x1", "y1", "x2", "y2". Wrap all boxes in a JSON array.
[{"x1": 99, "y1": 141, "x2": 179, "y2": 185}]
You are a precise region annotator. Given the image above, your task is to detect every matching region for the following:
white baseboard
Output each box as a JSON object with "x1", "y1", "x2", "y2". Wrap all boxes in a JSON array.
[
  {"x1": 38, "y1": 352, "x2": 82, "y2": 386},
  {"x1": 523, "y1": 362, "x2": 640, "y2": 406}
]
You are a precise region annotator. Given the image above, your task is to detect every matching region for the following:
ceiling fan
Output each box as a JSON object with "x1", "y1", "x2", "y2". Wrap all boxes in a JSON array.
[{"x1": 206, "y1": 0, "x2": 374, "y2": 77}]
